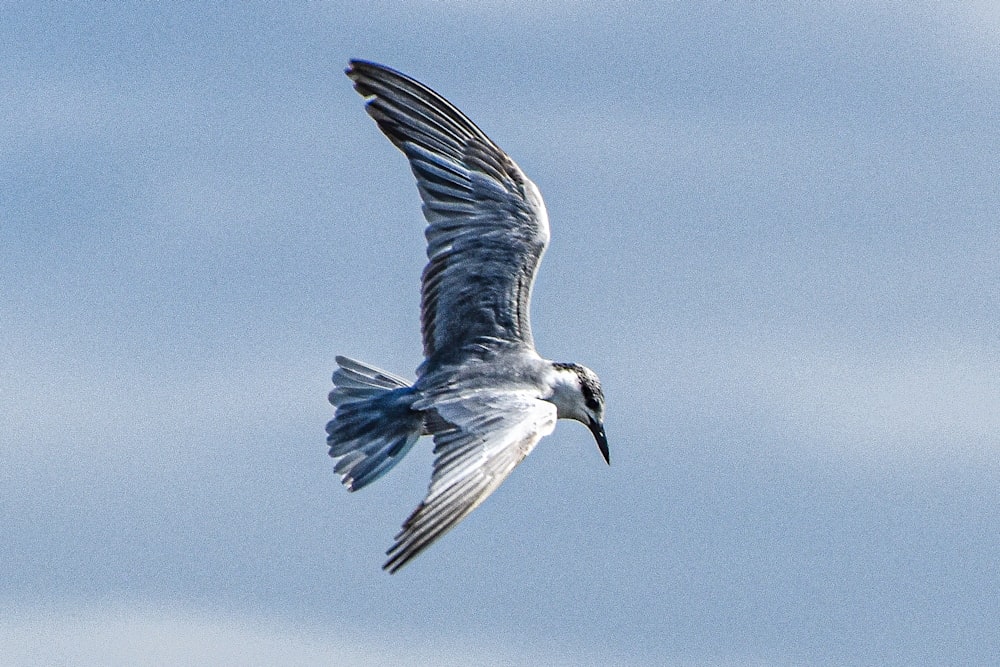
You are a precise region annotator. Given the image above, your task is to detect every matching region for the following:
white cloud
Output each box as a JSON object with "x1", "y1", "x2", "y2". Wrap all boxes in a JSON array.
[
  {"x1": 0, "y1": 601, "x2": 641, "y2": 667},
  {"x1": 615, "y1": 336, "x2": 1000, "y2": 464},
  {"x1": 0, "y1": 71, "x2": 113, "y2": 158},
  {"x1": 734, "y1": 343, "x2": 1000, "y2": 458}
]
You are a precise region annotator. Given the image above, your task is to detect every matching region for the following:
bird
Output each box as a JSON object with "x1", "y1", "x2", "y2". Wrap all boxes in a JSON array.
[{"x1": 327, "y1": 60, "x2": 608, "y2": 573}]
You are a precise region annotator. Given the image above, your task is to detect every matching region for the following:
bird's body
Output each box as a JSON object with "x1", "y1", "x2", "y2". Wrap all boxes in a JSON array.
[{"x1": 327, "y1": 60, "x2": 607, "y2": 573}]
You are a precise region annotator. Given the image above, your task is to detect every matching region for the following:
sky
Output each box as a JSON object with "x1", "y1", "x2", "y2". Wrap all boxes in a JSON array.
[{"x1": 2, "y1": 2, "x2": 999, "y2": 665}]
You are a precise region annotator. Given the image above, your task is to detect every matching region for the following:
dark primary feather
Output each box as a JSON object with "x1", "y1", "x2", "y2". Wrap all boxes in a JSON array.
[{"x1": 346, "y1": 60, "x2": 550, "y2": 367}]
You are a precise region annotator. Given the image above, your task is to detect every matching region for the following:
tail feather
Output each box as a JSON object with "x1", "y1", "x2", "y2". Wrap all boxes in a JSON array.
[
  {"x1": 326, "y1": 356, "x2": 424, "y2": 491},
  {"x1": 333, "y1": 355, "x2": 411, "y2": 388}
]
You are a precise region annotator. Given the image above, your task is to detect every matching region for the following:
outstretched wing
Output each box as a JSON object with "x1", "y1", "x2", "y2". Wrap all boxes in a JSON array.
[
  {"x1": 383, "y1": 390, "x2": 557, "y2": 573},
  {"x1": 346, "y1": 60, "x2": 550, "y2": 365}
]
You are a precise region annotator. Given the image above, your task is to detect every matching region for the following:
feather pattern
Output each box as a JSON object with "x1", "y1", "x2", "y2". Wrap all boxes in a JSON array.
[
  {"x1": 334, "y1": 60, "x2": 608, "y2": 573},
  {"x1": 346, "y1": 60, "x2": 550, "y2": 365},
  {"x1": 384, "y1": 390, "x2": 557, "y2": 573}
]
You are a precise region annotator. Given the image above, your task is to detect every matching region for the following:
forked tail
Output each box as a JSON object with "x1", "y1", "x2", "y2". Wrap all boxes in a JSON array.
[{"x1": 326, "y1": 356, "x2": 424, "y2": 491}]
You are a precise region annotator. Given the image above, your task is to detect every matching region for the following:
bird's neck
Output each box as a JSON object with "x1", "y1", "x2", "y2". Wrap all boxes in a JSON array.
[{"x1": 542, "y1": 365, "x2": 585, "y2": 421}]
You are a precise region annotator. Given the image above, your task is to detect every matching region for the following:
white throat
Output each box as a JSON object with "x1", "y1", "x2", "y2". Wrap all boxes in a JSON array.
[{"x1": 544, "y1": 366, "x2": 588, "y2": 421}]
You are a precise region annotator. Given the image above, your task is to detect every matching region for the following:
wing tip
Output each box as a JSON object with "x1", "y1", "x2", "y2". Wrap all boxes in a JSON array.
[
  {"x1": 345, "y1": 58, "x2": 374, "y2": 76},
  {"x1": 345, "y1": 58, "x2": 408, "y2": 85},
  {"x1": 382, "y1": 542, "x2": 411, "y2": 574}
]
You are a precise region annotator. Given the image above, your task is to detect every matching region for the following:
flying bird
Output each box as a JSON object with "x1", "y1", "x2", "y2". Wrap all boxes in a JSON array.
[{"x1": 327, "y1": 60, "x2": 608, "y2": 573}]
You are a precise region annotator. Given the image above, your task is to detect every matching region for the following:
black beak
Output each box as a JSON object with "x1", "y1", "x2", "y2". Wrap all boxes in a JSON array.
[{"x1": 589, "y1": 418, "x2": 610, "y2": 465}]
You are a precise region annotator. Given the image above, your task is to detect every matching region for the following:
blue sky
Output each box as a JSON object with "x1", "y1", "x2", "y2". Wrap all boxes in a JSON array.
[{"x1": 2, "y1": 2, "x2": 999, "y2": 665}]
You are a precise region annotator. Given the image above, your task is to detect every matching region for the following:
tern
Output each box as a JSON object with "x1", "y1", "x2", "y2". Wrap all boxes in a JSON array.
[{"x1": 327, "y1": 60, "x2": 608, "y2": 573}]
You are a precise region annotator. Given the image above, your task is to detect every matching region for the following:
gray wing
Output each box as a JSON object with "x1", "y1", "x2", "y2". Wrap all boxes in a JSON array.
[
  {"x1": 346, "y1": 60, "x2": 550, "y2": 364},
  {"x1": 383, "y1": 390, "x2": 557, "y2": 573}
]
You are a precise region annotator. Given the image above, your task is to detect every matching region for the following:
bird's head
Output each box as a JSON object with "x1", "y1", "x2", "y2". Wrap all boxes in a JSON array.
[{"x1": 549, "y1": 362, "x2": 609, "y2": 464}]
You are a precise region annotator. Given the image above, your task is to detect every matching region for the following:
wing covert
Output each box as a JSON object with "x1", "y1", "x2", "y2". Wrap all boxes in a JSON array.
[
  {"x1": 346, "y1": 60, "x2": 550, "y2": 365},
  {"x1": 383, "y1": 390, "x2": 557, "y2": 573}
]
